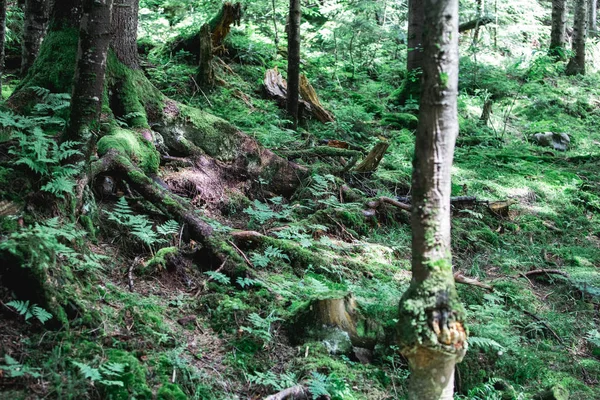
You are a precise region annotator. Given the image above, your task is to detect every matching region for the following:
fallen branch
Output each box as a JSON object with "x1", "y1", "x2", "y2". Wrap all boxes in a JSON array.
[
  {"x1": 522, "y1": 310, "x2": 565, "y2": 344},
  {"x1": 367, "y1": 196, "x2": 412, "y2": 212},
  {"x1": 354, "y1": 141, "x2": 389, "y2": 173},
  {"x1": 264, "y1": 385, "x2": 310, "y2": 400},
  {"x1": 459, "y1": 16, "x2": 495, "y2": 33},
  {"x1": 454, "y1": 272, "x2": 493, "y2": 291},
  {"x1": 128, "y1": 256, "x2": 142, "y2": 292},
  {"x1": 524, "y1": 269, "x2": 569, "y2": 278}
]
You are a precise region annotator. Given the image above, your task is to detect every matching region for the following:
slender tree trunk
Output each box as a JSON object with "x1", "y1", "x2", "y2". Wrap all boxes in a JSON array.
[
  {"x1": 566, "y1": 0, "x2": 588, "y2": 75},
  {"x1": 21, "y1": 0, "x2": 49, "y2": 76},
  {"x1": 394, "y1": 0, "x2": 424, "y2": 105},
  {"x1": 272, "y1": 0, "x2": 279, "y2": 49},
  {"x1": 0, "y1": 0, "x2": 6, "y2": 97},
  {"x1": 589, "y1": 0, "x2": 597, "y2": 36},
  {"x1": 197, "y1": 23, "x2": 214, "y2": 88},
  {"x1": 64, "y1": 0, "x2": 113, "y2": 142},
  {"x1": 286, "y1": 0, "x2": 301, "y2": 130},
  {"x1": 397, "y1": 0, "x2": 467, "y2": 398},
  {"x1": 549, "y1": 0, "x2": 568, "y2": 59},
  {"x1": 472, "y1": 0, "x2": 483, "y2": 45},
  {"x1": 111, "y1": 0, "x2": 139, "y2": 68}
]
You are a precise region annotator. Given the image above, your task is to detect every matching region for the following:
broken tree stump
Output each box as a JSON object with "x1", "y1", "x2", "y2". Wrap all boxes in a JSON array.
[
  {"x1": 263, "y1": 67, "x2": 335, "y2": 123},
  {"x1": 354, "y1": 141, "x2": 389, "y2": 173},
  {"x1": 197, "y1": 24, "x2": 215, "y2": 88}
]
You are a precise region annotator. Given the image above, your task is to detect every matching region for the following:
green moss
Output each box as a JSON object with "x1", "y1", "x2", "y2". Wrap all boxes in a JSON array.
[
  {"x1": 106, "y1": 52, "x2": 164, "y2": 128},
  {"x1": 100, "y1": 349, "x2": 152, "y2": 400},
  {"x1": 16, "y1": 28, "x2": 79, "y2": 93},
  {"x1": 179, "y1": 105, "x2": 240, "y2": 161},
  {"x1": 143, "y1": 247, "x2": 178, "y2": 274},
  {"x1": 157, "y1": 383, "x2": 187, "y2": 400},
  {"x1": 97, "y1": 128, "x2": 160, "y2": 173}
]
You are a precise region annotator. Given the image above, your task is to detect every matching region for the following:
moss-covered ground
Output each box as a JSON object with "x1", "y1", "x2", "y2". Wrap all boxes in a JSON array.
[{"x1": 2, "y1": 2, "x2": 600, "y2": 399}]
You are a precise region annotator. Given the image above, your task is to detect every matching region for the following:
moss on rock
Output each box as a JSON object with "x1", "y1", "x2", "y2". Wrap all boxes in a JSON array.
[{"x1": 156, "y1": 383, "x2": 187, "y2": 400}]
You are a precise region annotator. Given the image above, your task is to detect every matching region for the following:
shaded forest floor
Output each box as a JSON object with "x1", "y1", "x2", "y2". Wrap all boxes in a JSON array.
[{"x1": 2, "y1": 22, "x2": 600, "y2": 400}]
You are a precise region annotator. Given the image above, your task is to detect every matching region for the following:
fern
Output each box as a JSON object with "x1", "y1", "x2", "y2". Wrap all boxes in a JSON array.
[
  {"x1": 0, "y1": 355, "x2": 42, "y2": 378},
  {"x1": 204, "y1": 271, "x2": 231, "y2": 285},
  {"x1": 236, "y1": 277, "x2": 260, "y2": 288},
  {"x1": 72, "y1": 361, "x2": 125, "y2": 387},
  {"x1": 6, "y1": 300, "x2": 53, "y2": 324},
  {"x1": 241, "y1": 311, "x2": 282, "y2": 343},
  {"x1": 307, "y1": 372, "x2": 330, "y2": 399},
  {"x1": 248, "y1": 371, "x2": 298, "y2": 391},
  {"x1": 157, "y1": 220, "x2": 180, "y2": 236},
  {"x1": 468, "y1": 336, "x2": 505, "y2": 353},
  {"x1": 251, "y1": 246, "x2": 290, "y2": 268}
]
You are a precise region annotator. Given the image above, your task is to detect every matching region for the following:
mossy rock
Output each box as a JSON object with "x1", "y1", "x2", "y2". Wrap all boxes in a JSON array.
[
  {"x1": 142, "y1": 246, "x2": 179, "y2": 274},
  {"x1": 382, "y1": 113, "x2": 419, "y2": 130},
  {"x1": 157, "y1": 383, "x2": 187, "y2": 400},
  {"x1": 533, "y1": 384, "x2": 569, "y2": 400},
  {"x1": 97, "y1": 128, "x2": 160, "y2": 174},
  {"x1": 100, "y1": 349, "x2": 153, "y2": 400}
]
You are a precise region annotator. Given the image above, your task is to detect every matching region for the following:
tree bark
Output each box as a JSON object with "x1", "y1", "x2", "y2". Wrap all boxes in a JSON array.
[
  {"x1": 49, "y1": 0, "x2": 81, "y2": 29},
  {"x1": 589, "y1": 0, "x2": 597, "y2": 36},
  {"x1": 286, "y1": 0, "x2": 301, "y2": 130},
  {"x1": 566, "y1": 0, "x2": 588, "y2": 75},
  {"x1": 0, "y1": 0, "x2": 6, "y2": 96},
  {"x1": 397, "y1": 0, "x2": 467, "y2": 398},
  {"x1": 111, "y1": 0, "x2": 139, "y2": 68},
  {"x1": 549, "y1": 0, "x2": 567, "y2": 59},
  {"x1": 21, "y1": 0, "x2": 49, "y2": 76},
  {"x1": 64, "y1": 0, "x2": 113, "y2": 142},
  {"x1": 197, "y1": 23, "x2": 214, "y2": 88}
]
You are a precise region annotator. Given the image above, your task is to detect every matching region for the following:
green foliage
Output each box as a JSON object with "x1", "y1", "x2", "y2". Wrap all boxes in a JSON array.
[
  {"x1": 247, "y1": 370, "x2": 298, "y2": 391},
  {"x1": 6, "y1": 300, "x2": 53, "y2": 324},
  {"x1": 241, "y1": 311, "x2": 282, "y2": 344},
  {"x1": 307, "y1": 371, "x2": 354, "y2": 400},
  {"x1": 0, "y1": 355, "x2": 42, "y2": 379},
  {"x1": 72, "y1": 361, "x2": 126, "y2": 387},
  {"x1": 250, "y1": 246, "x2": 290, "y2": 268},
  {"x1": 0, "y1": 217, "x2": 104, "y2": 271},
  {"x1": 204, "y1": 270, "x2": 231, "y2": 285},
  {"x1": 244, "y1": 197, "x2": 293, "y2": 226},
  {"x1": 104, "y1": 197, "x2": 180, "y2": 252}
]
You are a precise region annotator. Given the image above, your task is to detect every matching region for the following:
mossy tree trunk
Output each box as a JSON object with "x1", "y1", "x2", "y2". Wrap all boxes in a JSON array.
[
  {"x1": 566, "y1": 0, "x2": 588, "y2": 75},
  {"x1": 21, "y1": 0, "x2": 48, "y2": 76},
  {"x1": 286, "y1": 0, "x2": 301, "y2": 130},
  {"x1": 64, "y1": 0, "x2": 113, "y2": 142},
  {"x1": 197, "y1": 23, "x2": 215, "y2": 88},
  {"x1": 0, "y1": 0, "x2": 6, "y2": 95},
  {"x1": 396, "y1": 0, "x2": 467, "y2": 398},
  {"x1": 549, "y1": 0, "x2": 567, "y2": 60}
]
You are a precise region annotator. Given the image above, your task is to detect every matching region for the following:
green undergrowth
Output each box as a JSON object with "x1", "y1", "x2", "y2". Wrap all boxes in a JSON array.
[{"x1": 3, "y1": 1, "x2": 600, "y2": 399}]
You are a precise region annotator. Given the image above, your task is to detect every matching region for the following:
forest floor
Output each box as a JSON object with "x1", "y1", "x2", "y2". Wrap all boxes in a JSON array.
[{"x1": 1, "y1": 18, "x2": 600, "y2": 400}]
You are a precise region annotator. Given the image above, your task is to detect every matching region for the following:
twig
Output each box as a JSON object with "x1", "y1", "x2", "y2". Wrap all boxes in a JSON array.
[
  {"x1": 453, "y1": 272, "x2": 493, "y2": 290},
  {"x1": 128, "y1": 256, "x2": 142, "y2": 292},
  {"x1": 522, "y1": 310, "x2": 565, "y2": 344},
  {"x1": 228, "y1": 240, "x2": 254, "y2": 267},
  {"x1": 264, "y1": 385, "x2": 310, "y2": 400}
]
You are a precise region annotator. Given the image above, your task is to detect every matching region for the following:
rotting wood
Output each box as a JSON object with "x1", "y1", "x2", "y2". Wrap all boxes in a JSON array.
[
  {"x1": 263, "y1": 67, "x2": 335, "y2": 123},
  {"x1": 354, "y1": 141, "x2": 390, "y2": 173},
  {"x1": 209, "y1": 2, "x2": 242, "y2": 50},
  {"x1": 264, "y1": 385, "x2": 310, "y2": 400},
  {"x1": 453, "y1": 272, "x2": 493, "y2": 290}
]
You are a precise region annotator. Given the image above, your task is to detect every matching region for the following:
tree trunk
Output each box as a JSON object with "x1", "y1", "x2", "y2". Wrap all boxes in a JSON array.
[
  {"x1": 0, "y1": 0, "x2": 6, "y2": 96},
  {"x1": 549, "y1": 0, "x2": 568, "y2": 59},
  {"x1": 566, "y1": 0, "x2": 588, "y2": 75},
  {"x1": 49, "y1": 0, "x2": 81, "y2": 29},
  {"x1": 64, "y1": 0, "x2": 113, "y2": 142},
  {"x1": 197, "y1": 23, "x2": 214, "y2": 88},
  {"x1": 111, "y1": 0, "x2": 139, "y2": 68},
  {"x1": 286, "y1": 0, "x2": 301, "y2": 130},
  {"x1": 21, "y1": 0, "x2": 48, "y2": 76},
  {"x1": 589, "y1": 0, "x2": 597, "y2": 36},
  {"x1": 397, "y1": 0, "x2": 467, "y2": 398}
]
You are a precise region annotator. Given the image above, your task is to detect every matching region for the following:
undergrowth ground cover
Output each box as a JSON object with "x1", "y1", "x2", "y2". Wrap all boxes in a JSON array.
[{"x1": 1, "y1": 1, "x2": 600, "y2": 399}]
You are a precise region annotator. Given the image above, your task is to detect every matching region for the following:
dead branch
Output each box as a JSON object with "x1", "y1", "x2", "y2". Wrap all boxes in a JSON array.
[
  {"x1": 453, "y1": 272, "x2": 493, "y2": 290},
  {"x1": 264, "y1": 385, "x2": 310, "y2": 400},
  {"x1": 459, "y1": 16, "x2": 495, "y2": 33},
  {"x1": 128, "y1": 256, "x2": 142, "y2": 292},
  {"x1": 525, "y1": 269, "x2": 569, "y2": 278},
  {"x1": 367, "y1": 196, "x2": 412, "y2": 212},
  {"x1": 299, "y1": 74, "x2": 335, "y2": 123},
  {"x1": 227, "y1": 240, "x2": 254, "y2": 267},
  {"x1": 522, "y1": 310, "x2": 565, "y2": 344}
]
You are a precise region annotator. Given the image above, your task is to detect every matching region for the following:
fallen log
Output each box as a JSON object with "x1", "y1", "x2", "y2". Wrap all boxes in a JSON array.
[
  {"x1": 524, "y1": 269, "x2": 569, "y2": 278},
  {"x1": 454, "y1": 272, "x2": 493, "y2": 291},
  {"x1": 264, "y1": 385, "x2": 309, "y2": 400}
]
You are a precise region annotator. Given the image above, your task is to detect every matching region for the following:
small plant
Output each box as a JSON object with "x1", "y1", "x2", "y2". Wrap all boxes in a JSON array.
[
  {"x1": 247, "y1": 370, "x2": 298, "y2": 391},
  {"x1": 204, "y1": 270, "x2": 231, "y2": 285},
  {"x1": 0, "y1": 355, "x2": 42, "y2": 378},
  {"x1": 250, "y1": 246, "x2": 290, "y2": 268},
  {"x1": 307, "y1": 371, "x2": 354, "y2": 400},
  {"x1": 6, "y1": 300, "x2": 52, "y2": 324},
  {"x1": 72, "y1": 361, "x2": 126, "y2": 387},
  {"x1": 241, "y1": 311, "x2": 282, "y2": 344},
  {"x1": 244, "y1": 197, "x2": 293, "y2": 226}
]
